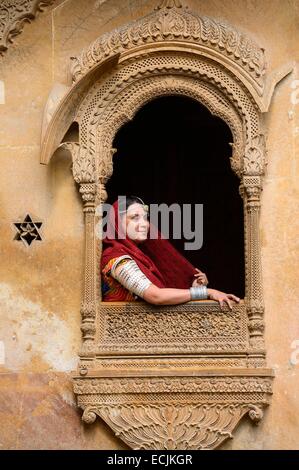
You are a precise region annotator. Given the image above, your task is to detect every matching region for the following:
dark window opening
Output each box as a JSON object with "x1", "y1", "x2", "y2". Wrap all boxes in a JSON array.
[{"x1": 106, "y1": 96, "x2": 245, "y2": 298}]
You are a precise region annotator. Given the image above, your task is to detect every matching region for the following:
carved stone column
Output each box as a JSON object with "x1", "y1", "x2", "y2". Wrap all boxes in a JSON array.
[
  {"x1": 241, "y1": 134, "x2": 266, "y2": 356},
  {"x1": 244, "y1": 178, "x2": 265, "y2": 354},
  {"x1": 94, "y1": 147, "x2": 117, "y2": 304},
  {"x1": 61, "y1": 143, "x2": 97, "y2": 356},
  {"x1": 79, "y1": 182, "x2": 97, "y2": 354},
  {"x1": 242, "y1": 133, "x2": 267, "y2": 355}
]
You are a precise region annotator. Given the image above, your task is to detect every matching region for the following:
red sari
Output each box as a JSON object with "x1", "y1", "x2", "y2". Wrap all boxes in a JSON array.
[{"x1": 101, "y1": 199, "x2": 198, "y2": 301}]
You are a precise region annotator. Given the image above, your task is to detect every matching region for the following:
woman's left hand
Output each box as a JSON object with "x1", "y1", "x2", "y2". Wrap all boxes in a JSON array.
[{"x1": 192, "y1": 268, "x2": 208, "y2": 286}]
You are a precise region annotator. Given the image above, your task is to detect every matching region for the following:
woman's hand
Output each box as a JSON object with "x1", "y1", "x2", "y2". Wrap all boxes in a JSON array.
[
  {"x1": 207, "y1": 288, "x2": 240, "y2": 311},
  {"x1": 192, "y1": 268, "x2": 208, "y2": 286}
]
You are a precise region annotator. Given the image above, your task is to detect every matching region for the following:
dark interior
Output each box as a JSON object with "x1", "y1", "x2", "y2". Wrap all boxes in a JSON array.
[{"x1": 105, "y1": 95, "x2": 245, "y2": 298}]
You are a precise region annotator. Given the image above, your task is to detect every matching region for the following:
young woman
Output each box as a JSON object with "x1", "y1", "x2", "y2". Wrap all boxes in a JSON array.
[{"x1": 101, "y1": 196, "x2": 240, "y2": 310}]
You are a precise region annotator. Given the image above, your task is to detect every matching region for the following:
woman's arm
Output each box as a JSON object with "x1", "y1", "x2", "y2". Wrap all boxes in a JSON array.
[
  {"x1": 113, "y1": 262, "x2": 240, "y2": 309},
  {"x1": 143, "y1": 284, "x2": 240, "y2": 310},
  {"x1": 143, "y1": 283, "x2": 191, "y2": 305}
]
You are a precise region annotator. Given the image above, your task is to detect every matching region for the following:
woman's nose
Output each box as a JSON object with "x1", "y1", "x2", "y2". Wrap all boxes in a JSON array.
[{"x1": 139, "y1": 220, "x2": 148, "y2": 229}]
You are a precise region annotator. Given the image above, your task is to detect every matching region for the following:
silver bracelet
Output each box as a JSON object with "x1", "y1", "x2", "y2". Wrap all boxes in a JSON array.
[
  {"x1": 111, "y1": 259, "x2": 152, "y2": 298},
  {"x1": 189, "y1": 285, "x2": 208, "y2": 300}
]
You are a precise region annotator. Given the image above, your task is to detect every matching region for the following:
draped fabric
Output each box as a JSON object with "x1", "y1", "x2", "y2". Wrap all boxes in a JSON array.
[
  {"x1": 101, "y1": 199, "x2": 198, "y2": 300},
  {"x1": 101, "y1": 257, "x2": 137, "y2": 301}
]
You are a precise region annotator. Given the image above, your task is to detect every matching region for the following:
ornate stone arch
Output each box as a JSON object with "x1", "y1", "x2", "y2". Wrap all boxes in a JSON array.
[{"x1": 41, "y1": 0, "x2": 294, "y2": 450}]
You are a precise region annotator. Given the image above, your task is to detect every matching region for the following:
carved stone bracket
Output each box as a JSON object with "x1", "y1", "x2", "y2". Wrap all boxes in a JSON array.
[
  {"x1": 58, "y1": 143, "x2": 95, "y2": 185},
  {"x1": 74, "y1": 370, "x2": 273, "y2": 450},
  {"x1": 0, "y1": 0, "x2": 55, "y2": 55},
  {"x1": 244, "y1": 134, "x2": 268, "y2": 176}
]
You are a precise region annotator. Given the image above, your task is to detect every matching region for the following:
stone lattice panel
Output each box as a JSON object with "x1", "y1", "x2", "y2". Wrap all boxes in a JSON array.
[{"x1": 97, "y1": 301, "x2": 249, "y2": 355}]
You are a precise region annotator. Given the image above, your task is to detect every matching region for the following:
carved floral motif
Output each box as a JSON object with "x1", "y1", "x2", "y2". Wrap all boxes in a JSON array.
[
  {"x1": 97, "y1": 302, "x2": 248, "y2": 354},
  {"x1": 74, "y1": 373, "x2": 273, "y2": 450},
  {"x1": 74, "y1": 376, "x2": 272, "y2": 395},
  {"x1": 244, "y1": 134, "x2": 267, "y2": 175},
  {"x1": 0, "y1": 0, "x2": 54, "y2": 55},
  {"x1": 83, "y1": 404, "x2": 262, "y2": 450},
  {"x1": 71, "y1": 2, "x2": 266, "y2": 85}
]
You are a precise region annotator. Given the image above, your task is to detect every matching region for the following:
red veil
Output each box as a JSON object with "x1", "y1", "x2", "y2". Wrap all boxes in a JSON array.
[{"x1": 101, "y1": 199, "x2": 198, "y2": 291}]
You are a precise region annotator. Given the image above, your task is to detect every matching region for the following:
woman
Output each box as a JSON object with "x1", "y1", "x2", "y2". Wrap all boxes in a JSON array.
[{"x1": 101, "y1": 196, "x2": 240, "y2": 310}]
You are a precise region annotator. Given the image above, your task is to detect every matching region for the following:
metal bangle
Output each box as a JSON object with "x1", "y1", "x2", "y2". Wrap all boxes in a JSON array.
[
  {"x1": 111, "y1": 259, "x2": 152, "y2": 298},
  {"x1": 189, "y1": 285, "x2": 208, "y2": 300}
]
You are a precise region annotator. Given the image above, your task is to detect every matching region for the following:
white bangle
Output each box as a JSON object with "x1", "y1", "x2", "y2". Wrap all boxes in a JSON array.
[
  {"x1": 189, "y1": 286, "x2": 208, "y2": 300},
  {"x1": 111, "y1": 259, "x2": 152, "y2": 298}
]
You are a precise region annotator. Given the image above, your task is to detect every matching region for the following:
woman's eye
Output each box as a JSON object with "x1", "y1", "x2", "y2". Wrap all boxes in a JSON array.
[{"x1": 130, "y1": 214, "x2": 148, "y2": 221}]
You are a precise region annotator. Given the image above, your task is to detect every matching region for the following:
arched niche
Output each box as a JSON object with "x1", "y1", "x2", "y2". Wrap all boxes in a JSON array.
[
  {"x1": 107, "y1": 95, "x2": 245, "y2": 297},
  {"x1": 40, "y1": 0, "x2": 293, "y2": 450}
]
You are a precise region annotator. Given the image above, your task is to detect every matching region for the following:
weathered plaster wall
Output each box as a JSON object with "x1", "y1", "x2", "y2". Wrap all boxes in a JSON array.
[{"x1": 0, "y1": 0, "x2": 298, "y2": 449}]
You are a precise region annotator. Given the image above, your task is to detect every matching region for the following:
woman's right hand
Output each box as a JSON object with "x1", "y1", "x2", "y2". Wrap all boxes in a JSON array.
[
  {"x1": 207, "y1": 288, "x2": 240, "y2": 311},
  {"x1": 192, "y1": 268, "x2": 208, "y2": 286}
]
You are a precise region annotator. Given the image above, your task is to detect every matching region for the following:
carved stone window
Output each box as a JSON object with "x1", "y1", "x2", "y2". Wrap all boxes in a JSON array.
[
  {"x1": 41, "y1": 0, "x2": 293, "y2": 450},
  {"x1": 107, "y1": 95, "x2": 245, "y2": 297}
]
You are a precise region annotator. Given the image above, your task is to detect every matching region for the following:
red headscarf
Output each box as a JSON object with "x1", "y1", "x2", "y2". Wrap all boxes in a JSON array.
[{"x1": 101, "y1": 199, "x2": 198, "y2": 291}]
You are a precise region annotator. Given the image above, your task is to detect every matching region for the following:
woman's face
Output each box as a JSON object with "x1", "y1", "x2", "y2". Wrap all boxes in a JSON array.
[{"x1": 120, "y1": 202, "x2": 149, "y2": 243}]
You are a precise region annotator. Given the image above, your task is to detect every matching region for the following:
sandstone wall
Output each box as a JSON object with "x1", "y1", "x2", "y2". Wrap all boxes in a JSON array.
[{"x1": 0, "y1": 0, "x2": 298, "y2": 449}]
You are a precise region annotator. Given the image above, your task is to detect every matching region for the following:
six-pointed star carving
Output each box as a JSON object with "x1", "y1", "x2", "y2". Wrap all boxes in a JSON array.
[{"x1": 14, "y1": 214, "x2": 42, "y2": 246}]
